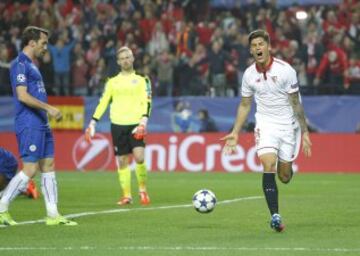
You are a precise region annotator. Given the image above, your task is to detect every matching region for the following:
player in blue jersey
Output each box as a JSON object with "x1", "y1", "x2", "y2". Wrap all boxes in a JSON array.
[
  {"x1": 0, "y1": 26, "x2": 77, "y2": 226},
  {"x1": 0, "y1": 147, "x2": 39, "y2": 200}
]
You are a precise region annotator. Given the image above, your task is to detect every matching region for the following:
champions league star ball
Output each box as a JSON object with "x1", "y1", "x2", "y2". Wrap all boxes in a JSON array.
[{"x1": 192, "y1": 189, "x2": 217, "y2": 213}]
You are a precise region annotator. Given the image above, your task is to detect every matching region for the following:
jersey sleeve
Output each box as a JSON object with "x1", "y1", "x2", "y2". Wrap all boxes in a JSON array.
[
  {"x1": 10, "y1": 62, "x2": 27, "y2": 87},
  {"x1": 285, "y1": 65, "x2": 299, "y2": 94},
  {"x1": 241, "y1": 70, "x2": 254, "y2": 97},
  {"x1": 142, "y1": 76, "x2": 152, "y2": 117},
  {"x1": 92, "y1": 80, "x2": 112, "y2": 121}
]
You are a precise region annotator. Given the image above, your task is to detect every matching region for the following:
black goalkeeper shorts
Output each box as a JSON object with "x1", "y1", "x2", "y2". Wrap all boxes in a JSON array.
[{"x1": 111, "y1": 123, "x2": 145, "y2": 156}]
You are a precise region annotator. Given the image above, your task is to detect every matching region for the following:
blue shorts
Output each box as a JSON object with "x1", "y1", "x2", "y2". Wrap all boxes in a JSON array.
[{"x1": 16, "y1": 127, "x2": 54, "y2": 162}]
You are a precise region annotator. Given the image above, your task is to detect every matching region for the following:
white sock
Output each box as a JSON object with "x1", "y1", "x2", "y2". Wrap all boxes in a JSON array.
[
  {"x1": 41, "y1": 172, "x2": 59, "y2": 218},
  {"x1": 0, "y1": 171, "x2": 30, "y2": 213}
]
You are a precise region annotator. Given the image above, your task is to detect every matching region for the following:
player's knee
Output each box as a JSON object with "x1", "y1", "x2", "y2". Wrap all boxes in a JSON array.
[
  {"x1": 277, "y1": 165, "x2": 293, "y2": 184},
  {"x1": 262, "y1": 162, "x2": 276, "y2": 172},
  {"x1": 278, "y1": 173, "x2": 291, "y2": 184},
  {"x1": 134, "y1": 156, "x2": 145, "y2": 164}
]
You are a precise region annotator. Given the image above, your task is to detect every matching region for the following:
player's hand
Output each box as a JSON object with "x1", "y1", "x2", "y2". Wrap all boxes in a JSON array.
[
  {"x1": 132, "y1": 117, "x2": 148, "y2": 140},
  {"x1": 302, "y1": 131, "x2": 312, "y2": 157},
  {"x1": 220, "y1": 132, "x2": 238, "y2": 155},
  {"x1": 85, "y1": 120, "x2": 97, "y2": 143},
  {"x1": 47, "y1": 106, "x2": 62, "y2": 121},
  {"x1": 132, "y1": 124, "x2": 147, "y2": 140}
]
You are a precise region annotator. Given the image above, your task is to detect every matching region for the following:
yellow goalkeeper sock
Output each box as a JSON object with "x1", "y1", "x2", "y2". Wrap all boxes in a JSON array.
[
  {"x1": 135, "y1": 162, "x2": 148, "y2": 192},
  {"x1": 117, "y1": 167, "x2": 131, "y2": 198}
]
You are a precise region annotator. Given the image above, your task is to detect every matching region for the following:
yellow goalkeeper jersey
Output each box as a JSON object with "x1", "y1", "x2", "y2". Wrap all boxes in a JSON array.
[{"x1": 92, "y1": 71, "x2": 152, "y2": 125}]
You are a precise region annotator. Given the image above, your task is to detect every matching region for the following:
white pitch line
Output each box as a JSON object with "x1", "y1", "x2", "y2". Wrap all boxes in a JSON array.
[
  {"x1": 0, "y1": 246, "x2": 359, "y2": 253},
  {"x1": 1, "y1": 196, "x2": 263, "y2": 227}
]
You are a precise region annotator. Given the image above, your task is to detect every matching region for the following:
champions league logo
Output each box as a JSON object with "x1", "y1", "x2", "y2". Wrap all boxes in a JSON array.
[{"x1": 72, "y1": 134, "x2": 113, "y2": 171}]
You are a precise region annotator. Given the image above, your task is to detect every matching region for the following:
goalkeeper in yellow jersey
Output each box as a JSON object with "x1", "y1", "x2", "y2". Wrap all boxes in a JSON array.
[{"x1": 85, "y1": 46, "x2": 152, "y2": 206}]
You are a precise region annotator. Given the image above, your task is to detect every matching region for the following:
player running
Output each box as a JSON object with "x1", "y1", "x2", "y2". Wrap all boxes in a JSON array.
[{"x1": 222, "y1": 30, "x2": 312, "y2": 232}]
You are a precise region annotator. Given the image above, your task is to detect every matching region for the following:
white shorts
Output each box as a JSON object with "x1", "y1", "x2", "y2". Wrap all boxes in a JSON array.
[{"x1": 254, "y1": 122, "x2": 301, "y2": 162}]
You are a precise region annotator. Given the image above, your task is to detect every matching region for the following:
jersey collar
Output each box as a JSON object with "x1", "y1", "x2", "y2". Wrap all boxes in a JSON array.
[
  {"x1": 19, "y1": 52, "x2": 32, "y2": 63},
  {"x1": 255, "y1": 56, "x2": 273, "y2": 80}
]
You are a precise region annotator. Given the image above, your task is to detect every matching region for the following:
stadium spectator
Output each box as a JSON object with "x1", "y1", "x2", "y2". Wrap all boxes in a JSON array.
[
  {"x1": 0, "y1": 1, "x2": 359, "y2": 96},
  {"x1": 38, "y1": 51, "x2": 55, "y2": 95},
  {"x1": 347, "y1": 11, "x2": 360, "y2": 56},
  {"x1": 85, "y1": 46, "x2": 152, "y2": 206},
  {"x1": 0, "y1": 43, "x2": 11, "y2": 95},
  {"x1": 301, "y1": 24, "x2": 325, "y2": 89},
  {"x1": 72, "y1": 55, "x2": 89, "y2": 96},
  {"x1": 103, "y1": 39, "x2": 119, "y2": 78},
  {"x1": 348, "y1": 57, "x2": 360, "y2": 93},
  {"x1": 88, "y1": 57, "x2": 106, "y2": 96},
  {"x1": 151, "y1": 49, "x2": 176, "y2": 97},
  {"x1": 314, "y1": 46, "x2": 349, "y2": 94},
  {"x1": 47, "y1": 35, "x2": 76, "y2": 96},
  {"x1": 221, "y1": 29, "x2": 312, "y2": 232},
  {"x1": 148, "y1": 22, "x2": 169, "y2": 57},
  {"x1": 197, "y1": 109, "x2": 218, "y2": 132},
  {"x1": 206, "y1": 40, "x2": 234, "y2": 97},
  {"x1": 171, "y1": 100, "x2": 195, "y2": 133},
  {"x1": 0, "y1": 26, "x2": 77, "y2": 226}
]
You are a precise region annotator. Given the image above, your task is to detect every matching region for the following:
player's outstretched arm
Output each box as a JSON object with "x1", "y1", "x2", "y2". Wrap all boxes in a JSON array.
[
  {"x1": 16, "y1": 86, "x2": 62, "y2": 121},
  {"x1": 221, "y1": 96, "x2": 253, "y2": 155},
  {"x1": 289, "y1": 92, "x2": 312, "y2": 157}
]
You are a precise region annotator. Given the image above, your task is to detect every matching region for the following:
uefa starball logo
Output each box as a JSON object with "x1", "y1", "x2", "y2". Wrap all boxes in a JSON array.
[{"x1": 72, "y1": 133, "x2": 113, "y2": 171}]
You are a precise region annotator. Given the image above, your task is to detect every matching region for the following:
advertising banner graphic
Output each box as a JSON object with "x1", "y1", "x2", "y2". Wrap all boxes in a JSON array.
[
  {"x1": 48, "y1": 96, "x2": 84, "y2": 130},
  {"x1": 0, "y1": 132, "x2": 359, "y2": 173}
]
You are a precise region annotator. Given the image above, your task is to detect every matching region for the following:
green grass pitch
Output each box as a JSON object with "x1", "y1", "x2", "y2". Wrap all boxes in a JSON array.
[{"x1": 1, "y1": 171, "x2": 360, "y2": 256}]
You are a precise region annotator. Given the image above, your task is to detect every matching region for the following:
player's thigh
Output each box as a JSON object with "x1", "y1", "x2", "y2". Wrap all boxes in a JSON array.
[
  {"x1": 16, "y1": 127, "x2": 44, "y2": 162},
  {"x1": 16, "y1": 127, "x2": 44, "y2": 175},
  {"x1": 111, "y1": 124, "x2": 133, "y2": 156},
  {"x1": 278, "y1": 127, "x2": 301, "y2": 162},
  {"x1": 255, "y1": 125, "x2": 280, "y2": 161}
]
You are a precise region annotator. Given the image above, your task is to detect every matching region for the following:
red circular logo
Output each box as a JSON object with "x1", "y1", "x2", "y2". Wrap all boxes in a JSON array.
[{"x1": 72, "y1": 134, "x2": 113, "y2": 171}]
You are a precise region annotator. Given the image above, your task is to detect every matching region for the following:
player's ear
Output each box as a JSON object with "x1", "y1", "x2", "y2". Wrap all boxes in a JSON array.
[{"x1": 29, "y1": 40, "x2": 36, "y2": 47}]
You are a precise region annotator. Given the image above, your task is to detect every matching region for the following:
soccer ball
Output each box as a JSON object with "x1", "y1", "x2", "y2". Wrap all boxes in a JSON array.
[{"x1": 192, "y1": 189, "x2": 217, "y2": 213}]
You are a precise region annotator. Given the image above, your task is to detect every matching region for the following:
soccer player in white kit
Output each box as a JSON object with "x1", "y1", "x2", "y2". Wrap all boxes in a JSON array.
[{"x1": 222, "y1": 30, "x2": 312, "y2": 232}]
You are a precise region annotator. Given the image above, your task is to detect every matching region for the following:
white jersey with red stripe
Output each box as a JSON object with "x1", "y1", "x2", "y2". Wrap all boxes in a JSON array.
[{"x1": 241, "y1": 57, "x2": 299, "y2": 127}]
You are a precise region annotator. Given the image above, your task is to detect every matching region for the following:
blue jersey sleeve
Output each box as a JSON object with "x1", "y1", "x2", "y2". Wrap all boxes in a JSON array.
[{"x1": 10, "y1": 61, "x2": 28, "y2": 88}]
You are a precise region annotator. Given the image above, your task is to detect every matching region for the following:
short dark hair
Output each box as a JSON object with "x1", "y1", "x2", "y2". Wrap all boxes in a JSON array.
[
  {"x1": 248, "y1": 29, "x2": 270, "y2": 45},
  {"x1": 21, "y1": 26, "x2": 49, "y2": 49}
]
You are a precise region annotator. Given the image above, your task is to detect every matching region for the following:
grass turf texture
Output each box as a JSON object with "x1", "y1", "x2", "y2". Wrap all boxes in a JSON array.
[{"x1": 1, "y1": 172, "x2": 359, "y2": 256}]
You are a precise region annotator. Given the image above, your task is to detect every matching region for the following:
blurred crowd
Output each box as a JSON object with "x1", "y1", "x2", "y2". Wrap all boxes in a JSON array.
[{"x1": 0, "y1": 0, "x2": 359, "y2": 97}]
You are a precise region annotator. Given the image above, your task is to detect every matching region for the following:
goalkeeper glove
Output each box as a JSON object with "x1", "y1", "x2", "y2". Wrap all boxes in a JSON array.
[
  {"x1": 85, "y1": 119, "x2": 97, "y2": 143},
  {"x1": 132, "y1": 117, "x2": 148, "y2": 140}
]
